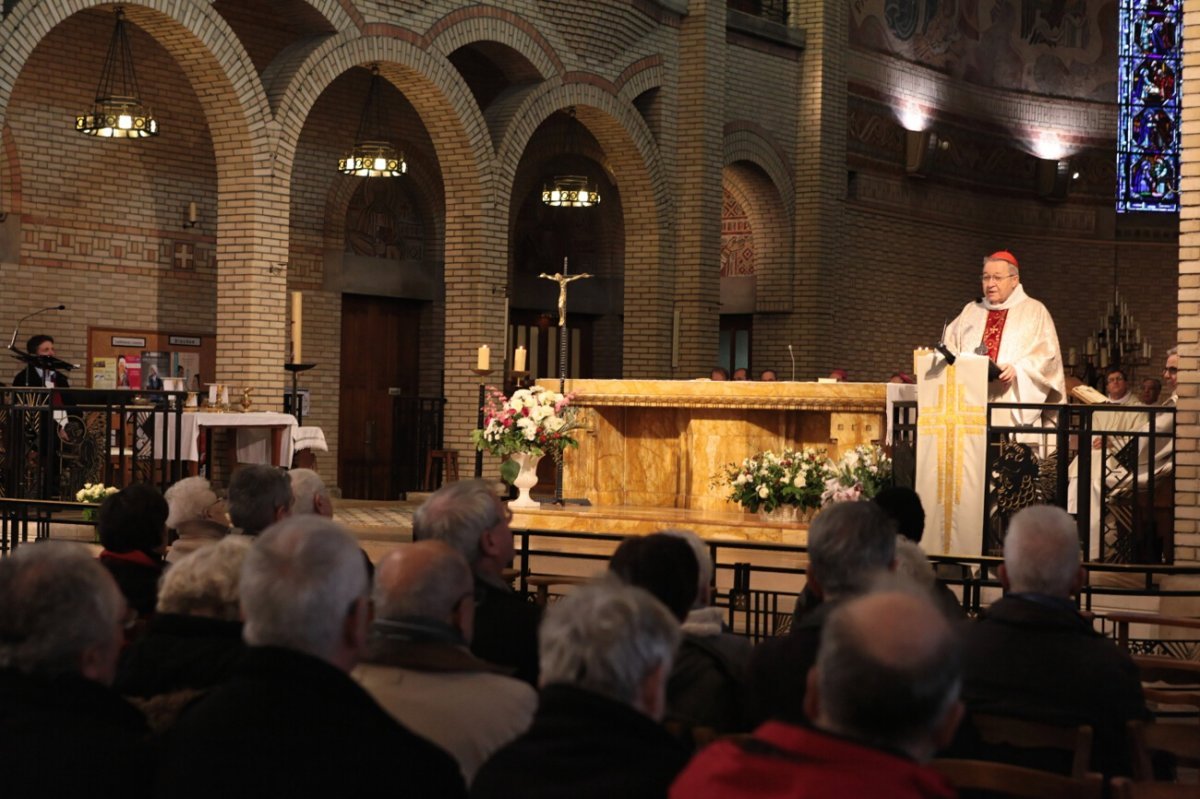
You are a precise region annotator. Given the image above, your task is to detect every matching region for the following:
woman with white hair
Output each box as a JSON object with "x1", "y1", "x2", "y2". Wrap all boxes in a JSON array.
[
  {"x1": 164, "y1": 476, "x2": 230, "y2": 564},
  {"x1": 115, "y1": 536, "x2": 251, "y2": 702}
]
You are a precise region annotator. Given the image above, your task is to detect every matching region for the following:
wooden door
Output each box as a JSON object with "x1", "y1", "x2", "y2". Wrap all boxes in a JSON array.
[{"x1": 338, "y1": 294, "x2": 421, "y2": 499}]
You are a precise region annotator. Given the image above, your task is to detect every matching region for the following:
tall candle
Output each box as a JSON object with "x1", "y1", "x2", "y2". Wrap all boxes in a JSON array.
[
  {"x1": 208, "y1": 385, "x2": 217, "y2": 405},
  {"x1": 477, "y1": 345, "x2": 490, "y2": 371},
  {"x1": 514, "y1": 345, "x2": 527, "y2": 372},
  {"x1": 1067, "y1": 347, "x2": 1078, "y2": 366},
  {"x1": 291, "y1": 291, "x2": 303, "y2": 364},
  {"x1": 187, "y1": 201, "x2": 198, "y2": 225}
]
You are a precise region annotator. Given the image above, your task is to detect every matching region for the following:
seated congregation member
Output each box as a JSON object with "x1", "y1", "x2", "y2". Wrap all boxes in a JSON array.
[
  {"x1": 0, "y1": 543, "x2": 153, "y2": 799},
  {"x1": 414, "y1": 479, "x2": 542, "y2": 685},
  {"x1": 671, "y1": 587, "x2": 961, "y2": 799},
  {"x1": 156, "y1": 516, "x2": 466, "y2": 798},
  {"x1": 745, "y1": 501, "x2": 896, "y2": 725},
  {"x1": 955, "y1": 504, "x2": 1148, "y2": 775},
  {"x1": 289, "y1": 467, "x2": 333, "y2": 517},
  {"x1": 355, "y1": 541, "x2": 536, "y2": 784},
  {"x1": 226, "y1": 464, "x2": 292, "y2": 536},
  {"x1": 116, "y1": 536, "x2": 251, "y2": 703},
  {"x1": 471, "y1": 579, "x2": 689, "y2": 799},
  {"x1": 98, "y1": 482, "x2": 169, "y2": 619},
  {"x1": 612, "y1": 531, "x2": 752, "y2": 733},
  {"x1": 163, "y1": 476, "x2": 229, "y2": 564},
  {"x1": 874, "y1": 487, "x2": 963, "y2": 618}
]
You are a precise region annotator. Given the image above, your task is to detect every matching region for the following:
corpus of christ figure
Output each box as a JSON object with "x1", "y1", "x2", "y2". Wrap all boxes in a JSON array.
[{"x1": 538, "y1": 260, "x2": 592, "y2": 327}]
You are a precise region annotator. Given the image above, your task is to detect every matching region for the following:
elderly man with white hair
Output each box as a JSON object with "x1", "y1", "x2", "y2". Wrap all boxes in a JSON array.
[
  {"x1": 471, "y1": 579, "x2": 690, "y2": 799},
  {"x1": 156, "y1": 516, "x2": 466, "y2": 798},
  {"x1": 415, "y1": 479, "x2": 542, "y2": 684},
  {"x1": 288, "y1": 468, "x2": 332, "y2": 517},
  {"x1": 0, "y1": 542, "x2": 152, "y2": 797},
  {"x1": 956, "y1": 504, "x2": 1147, "y2": 776}
]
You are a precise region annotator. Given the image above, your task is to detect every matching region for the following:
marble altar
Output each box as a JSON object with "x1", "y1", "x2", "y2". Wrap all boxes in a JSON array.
[{"x1": 545, "y1": 379, "x2": 887, "y2": 513}]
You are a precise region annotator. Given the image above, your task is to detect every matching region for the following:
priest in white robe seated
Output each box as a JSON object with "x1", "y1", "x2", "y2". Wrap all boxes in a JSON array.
[{"x1": 943, "y1": 250, "x2": 1066, "y2": 432}]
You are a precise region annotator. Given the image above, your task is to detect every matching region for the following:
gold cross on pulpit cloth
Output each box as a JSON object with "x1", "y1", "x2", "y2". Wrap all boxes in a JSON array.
[{"x1": 914, "y1": 351, "x2": 989, "y2": 557}]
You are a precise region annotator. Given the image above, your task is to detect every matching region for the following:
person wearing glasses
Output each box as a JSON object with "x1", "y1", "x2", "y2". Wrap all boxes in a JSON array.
[{"x1": 942, "y1": 250, "x2": 1066, "y2": 429}]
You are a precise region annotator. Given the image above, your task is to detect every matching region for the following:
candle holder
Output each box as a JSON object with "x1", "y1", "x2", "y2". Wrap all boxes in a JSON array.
[
  {"x1": 285, "y1": 363, "x2": 316, "y2": 427},
  {"x1": 510, "y1": 369, "x2": 531, "y2": 390},
  {"x1": 473, "y1": 367, "x2": 495, "y2": 479}
]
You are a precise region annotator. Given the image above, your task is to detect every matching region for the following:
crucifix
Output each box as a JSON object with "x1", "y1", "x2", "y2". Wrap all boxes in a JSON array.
[
  {"x1": 538, "y1": 258, "x2": 591, "y2": 385},
  {"x1": 539, "y1": 257, "x2": 591, "y2": 506}
]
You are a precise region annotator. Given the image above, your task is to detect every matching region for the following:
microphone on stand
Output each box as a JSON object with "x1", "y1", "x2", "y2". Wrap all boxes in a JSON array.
[
  {"x1": 788, "y1": 344, "x2": 796, "y2": 382},
  {"x1": 8, "y1": 305, "x2": 66, "y2": 351}
]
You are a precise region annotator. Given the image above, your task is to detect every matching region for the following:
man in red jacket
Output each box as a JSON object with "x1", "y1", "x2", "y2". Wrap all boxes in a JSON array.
[{"x1": 671, "y1": 587, "x2": 962, "y2": 799}]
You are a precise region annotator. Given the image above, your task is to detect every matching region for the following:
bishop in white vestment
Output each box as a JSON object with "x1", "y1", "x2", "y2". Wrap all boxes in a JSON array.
[{"x1": 943, "y1": 250, "x2": 1066, "y2": 430}]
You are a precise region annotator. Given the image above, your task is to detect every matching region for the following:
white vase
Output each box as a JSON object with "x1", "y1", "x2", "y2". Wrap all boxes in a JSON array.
[{"x1": 509, "y1": 451, "x2": 543, "y2": 509}]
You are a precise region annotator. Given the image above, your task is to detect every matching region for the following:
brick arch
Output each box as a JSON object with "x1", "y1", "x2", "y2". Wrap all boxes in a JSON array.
[
  {"x1": 724, "y1": 162, "x2": 792, "y2": 312},
  {"x1": 724, "y1": 124, "x2": 795, "y2": 216},
  {"x1": 425, "y1": 7, "x2": 562, "y2": 78},
  {"x1": 494, "y1": 81, "x2": 671, "y2": 375},
  {"x1": 0, "y1": 1, "x2": 289, "y2": 393},
  {"x1": 271, "y1": 33, "x2": 503, "y2": 454},
  {"x1": 300, "y1": 0, "x2": 361, "y2": 32}
]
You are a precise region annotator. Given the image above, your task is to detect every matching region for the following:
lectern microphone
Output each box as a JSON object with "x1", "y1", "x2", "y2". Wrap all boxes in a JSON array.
[
  {"x1": 788, "y1": 344, "x2": 796, "y2": 382},
  {"x1": 8, "y1": 304, "x2": 65, "y2": 351}
]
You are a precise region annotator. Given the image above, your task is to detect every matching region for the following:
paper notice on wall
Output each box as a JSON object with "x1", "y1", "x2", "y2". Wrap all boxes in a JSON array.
[
  {"x1": 171, "y1": 351, "x2": 201, "y2": 391},
  {"x1": 116, "y1": 352, "x2": 141, "y2": 389},
  {"x1": 92, "y1": 357, "x2": 116, "y2": 389},
  {"x1": 141, "y1": 351, "x2": 169, "y2": 391}
]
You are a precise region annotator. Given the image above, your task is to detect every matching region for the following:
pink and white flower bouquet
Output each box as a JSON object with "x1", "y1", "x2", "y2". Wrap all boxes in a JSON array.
[{"x1": 471, "y1": 385, "x2": 581, "y2": 483}]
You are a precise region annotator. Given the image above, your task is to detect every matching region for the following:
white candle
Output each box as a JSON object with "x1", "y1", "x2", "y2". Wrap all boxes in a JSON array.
[
  {"x1": 514, "y1": 345, "x2": 527, "y2": 372},
  {"x1": 208, "y1": 385, "x2": 218, "y2": 405},
  {"x1": 1086, "y1": 337, "x2": 1096, "y2": 355},
  {"x1": 1067, "y1": 347, "x2": 1078, "y2": 366},
  {"x1": 477, "y1": 345, "x2": 490, "y2": 371},
  {"x1": 291, "y1": 291, "x2": 303, "y2": 364},
  {"x1": 220, "y1": 386, "x2": 229, "y2": 406},
  {"x1": 187, "y1": 201, "x2": 198, "y2": 225}
]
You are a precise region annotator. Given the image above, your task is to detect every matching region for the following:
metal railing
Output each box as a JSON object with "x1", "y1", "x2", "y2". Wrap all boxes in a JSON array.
[
  {"x1": 892, "y1": 400, "x2": 1176, "y2": 563},
  {"x1": 512, "y1": 527, "x2": 1200, "y2": 645}
]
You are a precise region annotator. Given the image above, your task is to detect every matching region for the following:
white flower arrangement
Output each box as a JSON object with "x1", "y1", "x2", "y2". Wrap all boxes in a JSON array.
[{"x1": 76, "y1": 483, "x2": 119, "y2": 504}]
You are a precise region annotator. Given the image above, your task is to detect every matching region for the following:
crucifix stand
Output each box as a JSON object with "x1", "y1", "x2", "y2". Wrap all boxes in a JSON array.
[{"x1": 538, "y1": 257, "x2": 592, "y2": 505}]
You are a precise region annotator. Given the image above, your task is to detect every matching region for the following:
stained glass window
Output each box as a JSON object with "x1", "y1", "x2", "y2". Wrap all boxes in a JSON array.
[{"x1": 1117, "y1": 0, "x2": 1182, "y2": 213}]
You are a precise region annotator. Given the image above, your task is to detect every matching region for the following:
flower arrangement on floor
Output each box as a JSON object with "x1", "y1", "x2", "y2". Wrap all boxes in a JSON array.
[
  {"x1": 823, "y1": 445, "x2": 893, "y2": 504},
  {"x1": 76, "y1": 483, "x2": 118, "y2": 522},
  {"x1": 471, "y1": 385, "x2": 581, "y2": 484},
  {"x1": 716, "y1": 448, "x2": 834, "y2": 515}
]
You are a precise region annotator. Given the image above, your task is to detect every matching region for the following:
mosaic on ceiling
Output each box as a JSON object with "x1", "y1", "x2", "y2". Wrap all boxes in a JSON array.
[{"x1": 850, "y1": 0, "x2": 1118, "y2": 100}]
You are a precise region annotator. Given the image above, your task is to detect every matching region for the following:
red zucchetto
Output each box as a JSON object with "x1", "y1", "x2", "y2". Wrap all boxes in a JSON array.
[{"x1": 986, "y1": 250, "x2": 1019, "y2": 270}]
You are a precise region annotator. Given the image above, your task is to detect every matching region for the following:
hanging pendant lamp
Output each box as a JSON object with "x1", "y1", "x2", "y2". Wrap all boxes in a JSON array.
[
  {"x1": 338, "y1": 65, "x2": 406, "y2": 178},
  {"x1": 75, "y1": 7, "x2": 158, "y2": 139},
  {"x1": 541, "y1": 108, "x2": 600, "y2": 208}
]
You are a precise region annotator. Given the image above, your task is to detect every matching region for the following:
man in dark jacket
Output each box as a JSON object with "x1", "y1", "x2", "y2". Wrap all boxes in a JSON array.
[
  {"x1": 414, "y1": 479, "x2": 542, "y2": 684},
  {"x1": 0, "y1": 542, "x2": 152, "y2": 799},
  {"x1": 472, "y1": 579, "x2": 689, "y2": 799},
  {"x1": 156, "y1": 516, "x2": 466, "y2": 798},
  {"x1": 746, "y1": 502, "x2": 897, "y2": 725},
  {"x1": 956, "y1": 504, "x2": 1149, "y2": 775}
]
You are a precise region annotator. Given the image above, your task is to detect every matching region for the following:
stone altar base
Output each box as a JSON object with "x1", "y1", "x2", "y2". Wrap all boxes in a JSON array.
[{"x1": 511, "y1": 502, "x2": 809, "y2": 545}]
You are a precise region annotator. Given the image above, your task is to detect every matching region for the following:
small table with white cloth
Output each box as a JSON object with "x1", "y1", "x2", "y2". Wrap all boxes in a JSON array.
[{"x1": 155, "y1": 411, "x2": 298, "y2": 473}]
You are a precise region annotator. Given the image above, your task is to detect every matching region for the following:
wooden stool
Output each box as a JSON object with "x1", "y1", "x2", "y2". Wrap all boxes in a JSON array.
[{"x1": 424, "y1": 449, "x2": 460, "y2": 490}]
